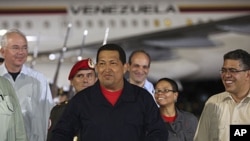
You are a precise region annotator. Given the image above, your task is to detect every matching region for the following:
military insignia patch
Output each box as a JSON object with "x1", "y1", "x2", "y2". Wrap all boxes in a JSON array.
[{"x1": 88, "y1": 58, "x2": 95, "y2": 69}]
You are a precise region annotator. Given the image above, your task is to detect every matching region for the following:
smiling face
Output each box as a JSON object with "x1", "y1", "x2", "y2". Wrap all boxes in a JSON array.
[
  {"x1": 96, "y1": 50, "x2": 127, "y2": 91},
  {"x1": 154, "y1": 80, "x2": 178, "y2": 107},
  {"x1": 1, "y1": 32, "x2": 28, "y2": 72},
  {"x1": 221, "y1": 59, "x2": 250, "y2": 96},
  {"x1": 127, "y1": 52, "x2": 150, "y2": 86}
]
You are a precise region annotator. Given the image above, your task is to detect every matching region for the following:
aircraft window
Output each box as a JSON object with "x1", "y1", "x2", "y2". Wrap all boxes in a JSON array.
[
  {"x1": 143, "y1": 19, "x2": 149, "y2": 27},
  {"x1": 26, "y1": 21, "x2": 33, "y2": 29},
  {"x1": 164, "y1": 19, "x2": 172, "y2": 27},
  {"x1": 121, "y1": 20, "x2": 127, "y2": 27},
  {"x1": 75, "y1": 20, "x2": 82, "y2": 28},
  {"x1": 132, "y1": 19, "x2": 138, "y2": 27},
  {"x1": 154, "y1": 19, "x2": 160, "y2": 27},
  {"x1": 1, "y1": 21, "x2": 9, "y2": 29},
  {"x1": 86, "y1": 20, "x2": 93, "y2": 28},
  {"x1": 109, "y1": 20, "x2": 115, "y2": 28},
  {"x1": 62, "y1": 21, "x2": 70, "y2": 28},
  {"x1": 14, "y1": 21, "x2": 20, "y2": 28},
  {"x1": 43, "y1": 21, "x2": 50, "y2": 29},
  {"x1": 98, "y1": 20, "x2": 104, "y2": 28},
  {"x1": 186, "y1": 18, "x2": 193, "y2": 26}
]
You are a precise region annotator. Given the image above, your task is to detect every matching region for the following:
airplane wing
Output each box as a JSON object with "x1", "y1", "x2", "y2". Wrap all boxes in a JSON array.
[{"x1": 30, "y1": 14, "x2": 250, "y2": 62}]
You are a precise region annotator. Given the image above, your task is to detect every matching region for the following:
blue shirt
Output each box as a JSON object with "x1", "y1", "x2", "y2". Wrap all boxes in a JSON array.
[{"x1": 143, "y1": 79, "x2": 155, "y2": 96}]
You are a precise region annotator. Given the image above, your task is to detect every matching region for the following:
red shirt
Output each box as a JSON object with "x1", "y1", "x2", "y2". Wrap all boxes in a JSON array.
[
  {"x1": 162, "y1": 114, "x2": 177, "y2": 123},
  {"x1": 100, "y1": 86, "x2": 122, "y2": 106}
]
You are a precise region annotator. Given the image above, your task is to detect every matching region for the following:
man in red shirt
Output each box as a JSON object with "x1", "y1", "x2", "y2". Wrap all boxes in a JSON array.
[{"x1": 51, "y1": 44, "x2": 168, "y2": 141}]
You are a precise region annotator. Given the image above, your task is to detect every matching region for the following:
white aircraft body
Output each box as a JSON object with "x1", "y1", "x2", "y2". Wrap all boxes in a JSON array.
[{"x1": 0, "y1": 0, "x2": 250, "y2": 90}]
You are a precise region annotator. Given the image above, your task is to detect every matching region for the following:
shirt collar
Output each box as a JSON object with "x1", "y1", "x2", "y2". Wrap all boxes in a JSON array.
[
  {"x1": 223, "y1": 91, "x2": 250, "y2": 103},
  {"x1": 143, "y1": 79, "x2": 150, "y2": 89},
  {"x1": 0, "y1": 63, "x2": 29, "y2": 77}
]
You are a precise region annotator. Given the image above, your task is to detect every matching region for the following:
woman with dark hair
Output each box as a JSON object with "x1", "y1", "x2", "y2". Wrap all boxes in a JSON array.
[{"x1": 154, "y1": 78, "x2": 198, "y2": 141}]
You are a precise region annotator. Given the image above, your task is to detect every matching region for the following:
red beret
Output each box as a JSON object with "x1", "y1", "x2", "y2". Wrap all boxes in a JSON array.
[{"x1": 68, "y1": 58, "x2": 95, "y2": 80}]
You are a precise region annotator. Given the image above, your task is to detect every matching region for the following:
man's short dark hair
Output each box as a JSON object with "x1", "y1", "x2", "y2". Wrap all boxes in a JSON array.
[
  {"x1": 96, "y1": 44, "x2": 126, "y2": 65},
  {"x1": 224, "y1": 49, "x2": 250, "y2": 70}
]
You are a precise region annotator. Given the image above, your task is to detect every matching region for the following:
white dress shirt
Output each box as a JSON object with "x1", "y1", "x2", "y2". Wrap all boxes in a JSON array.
[
  {"x1": 194, "y1": 91, "x2": 250, "y2": 141},
  {"x1": 0, "y1": 63, "x2": 54, "y2": 141}
]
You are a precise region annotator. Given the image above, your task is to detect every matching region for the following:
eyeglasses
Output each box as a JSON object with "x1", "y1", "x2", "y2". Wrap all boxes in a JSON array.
[
  {"x1": 154, "y1": 88, "x2": 175, "y2": 94},
  {"x1": 220, "y1": 68, "x2": 249, "y2": 75},
  {"x1": 7, "y1": 46, "x2": 28, "y2": 52}
]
